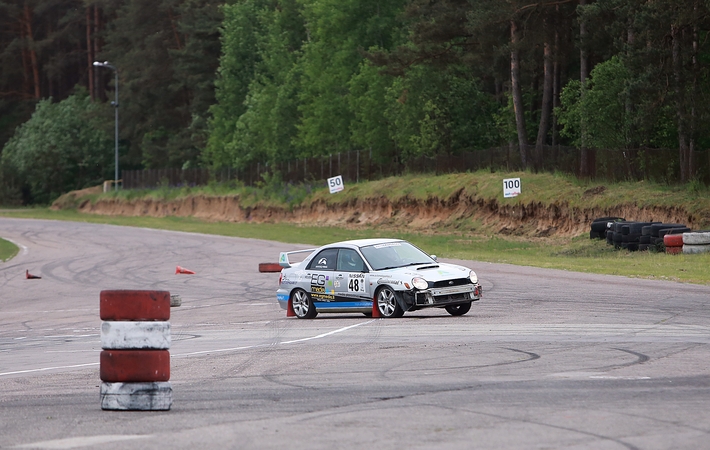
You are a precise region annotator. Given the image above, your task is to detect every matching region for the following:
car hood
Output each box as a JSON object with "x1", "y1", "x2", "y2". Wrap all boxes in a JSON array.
[{"x1": 377, "y1": 262, "x2": 471, "y2": 282}]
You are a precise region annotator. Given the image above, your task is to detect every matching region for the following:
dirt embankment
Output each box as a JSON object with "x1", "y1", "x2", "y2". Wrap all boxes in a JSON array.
[{"x1": 68, "y1": 188, "x2": 701, "y2": 238}]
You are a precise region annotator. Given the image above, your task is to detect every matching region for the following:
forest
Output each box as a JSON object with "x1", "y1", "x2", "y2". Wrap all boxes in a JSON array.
[{"x1": 1, "y1": 0, "x2": 709, "y2": 204}]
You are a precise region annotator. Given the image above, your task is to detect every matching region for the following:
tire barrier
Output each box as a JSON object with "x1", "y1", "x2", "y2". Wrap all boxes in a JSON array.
[
  {"x1": 170, "y1": 294, "x2": 182, "y2": 307},
  {"x1": 589, "y1": 217, "x2": 624, "y2": 240},
  {"x1": 683, "y1": 231, "x2": 710, "y2": 254},
  {"x1": 683, "y1": 231, "x2": 710, "y2": 246},
  {"x1": 683, "y1": 244, "x2": 710, "y2": 254},
  {"x1": 258, "y1": 262, "x2": 282, "y2": 273},
  {"x1": 595, "y1": 220, "x2": 695, "y2": 254},
  {"x1": 100, "y1": 290, "x2": 172, "y2": 411},
  {"x1": 663, "y1": 234, "x2": 684, "y2": 248},
  {"x1": 666, "y1": 246, "x2": 683, "y2": 255},
  {"x1": 663, "y1": 233, "x2": 684, "y2": 255}
]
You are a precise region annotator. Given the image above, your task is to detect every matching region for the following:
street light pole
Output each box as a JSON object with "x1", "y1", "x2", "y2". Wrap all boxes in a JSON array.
[{"x1": 93, "y1": 61, "x2": 119, "y2": 191}]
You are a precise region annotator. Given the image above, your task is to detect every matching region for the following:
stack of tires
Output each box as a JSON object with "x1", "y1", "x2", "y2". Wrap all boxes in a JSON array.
[
  {"x1": 640, "y1": 223, "x2": 684, "y2": 251},
  {"x1": 620, "y1": 221, "x2": 654, "y2": 251},
  {"x1": 663, "y1": 232, "x2": 684, "y2": 254},
  {"x1": 590, "y1": 217, "x2": 624, "y2": 240},
  {"x1": 683, "y1": 231, "x2": 710, "y2": 254},
  {"x1": 591, "y1": 218, "x2": 692, "y2": 253}
]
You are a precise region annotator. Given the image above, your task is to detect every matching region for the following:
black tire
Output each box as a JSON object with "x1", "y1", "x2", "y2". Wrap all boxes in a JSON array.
[
  {"x1": 590, "y1": 230, "x2": 601, "y2": 240},
  {"x1": 639, "y1": 235, "x2": 652, "y2": 244},
  {"x1": 590, "y1": 218, "x2": 620, "y2": 233},
  {"x1": 613, "y1": 222, "x2": 630, "y2": 234},
  {"x1": 650, "y1": 223, "x2": 686, "y2": 237},
  {"x1": 291, "y1": 288, "x2": 317, "y2": 319},
  {"x1": 622, "y1": 233, "x2": 641, "y2": 243},
  {"x1": 638, "y1": 243, "x2": 650, "y2": 251},
  {"x1": 658, "y1": 227, "x2": 691, "y2": 238},
  {"x1": 376, "y1": 286, "x2": 404, "y2": 318},
  {"x1": 445, "y1": 302, "x2": 472, "y2": 316},
  {"x1": 626, "y1": 222, "x2": 654, "y2": 234}
]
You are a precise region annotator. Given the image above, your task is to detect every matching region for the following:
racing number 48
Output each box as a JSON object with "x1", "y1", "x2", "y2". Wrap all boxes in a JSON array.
[{"x1": 348, "y1": 278, "x2": 362, "y2": 292}]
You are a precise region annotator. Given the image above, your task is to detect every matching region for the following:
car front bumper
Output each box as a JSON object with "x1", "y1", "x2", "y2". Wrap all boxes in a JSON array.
[{"x1": 407, "y1": 283, "x2": 482, "y2": 308}]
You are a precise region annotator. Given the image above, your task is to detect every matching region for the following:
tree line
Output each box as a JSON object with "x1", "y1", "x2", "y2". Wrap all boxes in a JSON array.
[{"x1": 1, "y1": 0, "x2": 709, "y2": 204}]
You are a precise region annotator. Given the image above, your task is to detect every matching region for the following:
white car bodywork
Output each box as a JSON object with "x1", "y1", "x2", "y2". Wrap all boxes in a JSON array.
[{"x1": 276, "y1": 238, "x2": 482, "y2": 318}]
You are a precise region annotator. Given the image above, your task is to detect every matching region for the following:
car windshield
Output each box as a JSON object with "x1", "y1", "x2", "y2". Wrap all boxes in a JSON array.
[{"x1": 359, "y1": 241, "x2": 435, "y2": 271}]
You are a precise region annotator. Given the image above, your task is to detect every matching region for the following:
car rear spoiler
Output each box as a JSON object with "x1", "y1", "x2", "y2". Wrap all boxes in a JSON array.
[{"x1": 279, "y1": 248, "x2": 316, "y2": 268}]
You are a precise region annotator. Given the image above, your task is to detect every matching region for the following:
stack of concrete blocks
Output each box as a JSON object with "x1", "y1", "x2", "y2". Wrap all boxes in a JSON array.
[{"x1": 100, "y1": 290, "x2": 172, "y2": 411}]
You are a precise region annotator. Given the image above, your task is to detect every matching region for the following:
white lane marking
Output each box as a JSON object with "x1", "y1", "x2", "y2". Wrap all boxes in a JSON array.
[
  {"x1": 0, "y1": 362, "x2": 99, "y2": 377},
  {"x1": 281, "y1": 320, "x2": 376, "y2": 344},
  {"x1": 589, "y1": 376, "x2": 651, "y2": 380},
  {"x1": 173, "y1": 321, "x2": 376, "y2": 356},
  {"x1": 3, "y1": 237, "x2": 28, "y2": 256},
  {"x1": 173, "y1": 344, "x2": 271, "y2": 358},
  {"x1": 1, "y1": 320, "x2": 377, "y2": 375},
  {"x1": 13, "y1": 434, "x2": 150, "y2": 449}
]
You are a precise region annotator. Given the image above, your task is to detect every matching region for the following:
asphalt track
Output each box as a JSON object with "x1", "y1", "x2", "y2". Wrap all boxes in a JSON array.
[{"x1": 1, "y1": 217, "x2": 709, "y2": 450}]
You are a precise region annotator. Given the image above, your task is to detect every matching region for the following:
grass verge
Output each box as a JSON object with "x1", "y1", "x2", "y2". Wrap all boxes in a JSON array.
[
  {"x1": 0, "y1": 236, "x2": 19, "y2": 262},
  {"x1": 1, "y1": 207, "x2": 709, "y2": 284}
]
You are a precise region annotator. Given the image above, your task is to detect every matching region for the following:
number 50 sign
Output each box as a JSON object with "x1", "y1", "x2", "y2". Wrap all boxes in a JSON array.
[
  {"x1": 327, "y1": 175, "x2": 344, "y2": 194},
  {"x1": 503, "y1": 178, "x2": 521, "y2": 198}
]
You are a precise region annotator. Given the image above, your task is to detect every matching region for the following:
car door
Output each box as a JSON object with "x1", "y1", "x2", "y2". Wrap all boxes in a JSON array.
[
  {"x1": 335, "y1": 248, "x2": 370, "y2": 306},
  {"x1": 305, "y1": 248, "x2": 338, "y2": 303}
]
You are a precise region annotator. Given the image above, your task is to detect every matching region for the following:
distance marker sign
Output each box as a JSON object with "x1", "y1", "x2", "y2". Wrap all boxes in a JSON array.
[
  {"x1": 327, "y1": 175, "x2": 344, "y2": 194},
  {"x1": 503, "y1": 178, "x2": 521, "y2": 198}
]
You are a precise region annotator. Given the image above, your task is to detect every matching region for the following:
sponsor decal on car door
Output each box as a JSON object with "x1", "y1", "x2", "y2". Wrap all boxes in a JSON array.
[{"x1": 334, "y1": 249, "x2": 370, "y2": 304}]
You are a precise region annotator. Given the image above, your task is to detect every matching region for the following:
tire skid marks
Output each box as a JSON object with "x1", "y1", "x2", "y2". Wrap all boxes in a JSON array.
[
  {"x1": 378, "y1": 346, "x2": 541, "y2": 382},
  {"x1": 258, "y1": 317, "x2": 384, "y2": 390},
  {"x1": 414, "y1": 403, "x2": 643, "y2": 450}
]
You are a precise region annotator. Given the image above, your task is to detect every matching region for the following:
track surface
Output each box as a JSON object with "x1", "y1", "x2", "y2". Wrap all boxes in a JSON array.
[{"x1": 1, "y1": 218, "x2": 709, "y2": 449}]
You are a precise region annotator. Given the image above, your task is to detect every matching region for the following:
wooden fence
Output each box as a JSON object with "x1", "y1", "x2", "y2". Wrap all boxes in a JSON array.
[{"x1": 121, "y1": 145, "x2": 709, "y2": 189}]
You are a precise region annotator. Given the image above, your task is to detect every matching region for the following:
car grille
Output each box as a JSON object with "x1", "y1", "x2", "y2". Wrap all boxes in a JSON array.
[
  {"x1": 414, "y1": 283, "x2": 479, "y2": 306},
  {"x1": 429, "y1": 278, "x2": 472, "y2": 289}
]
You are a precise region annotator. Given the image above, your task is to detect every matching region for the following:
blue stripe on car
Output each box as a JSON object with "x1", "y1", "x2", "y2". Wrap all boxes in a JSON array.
[{"x1": 314, "y1": 301, "x2": 372, "y2": 309}]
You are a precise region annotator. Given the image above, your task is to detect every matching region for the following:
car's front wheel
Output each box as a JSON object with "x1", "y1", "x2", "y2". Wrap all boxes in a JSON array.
[
  {"x1": 291, "y1": 289, "x2": 317, "y2": 319},
  {"x1": 445, "y1": 302, "x2": 471, "y2": 316},
  {"x1": 376, "y1": 286, "x2": 404, "y2": 318}
]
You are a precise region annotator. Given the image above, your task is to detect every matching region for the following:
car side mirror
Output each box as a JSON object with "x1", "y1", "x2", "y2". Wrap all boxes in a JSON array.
[{"x1": 430, "y1": 255, "x2": 438, "y2": 261}]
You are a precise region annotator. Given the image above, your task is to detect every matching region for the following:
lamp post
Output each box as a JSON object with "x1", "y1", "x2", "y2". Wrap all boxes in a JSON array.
[{"x1": 93, "y1": 61, "x2": 119, "y2": 191}]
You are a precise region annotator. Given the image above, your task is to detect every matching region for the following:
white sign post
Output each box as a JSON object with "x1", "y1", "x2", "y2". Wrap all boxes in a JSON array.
[
  {"x1": 503, "y1": 178, "x2": 521, "y2": 198},
  {"x1": 327, "y1": 175, "x2": 344, "y2": 194}
]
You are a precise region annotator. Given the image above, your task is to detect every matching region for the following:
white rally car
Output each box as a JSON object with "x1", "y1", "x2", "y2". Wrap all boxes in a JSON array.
[{"x1": 276, "y1": 238, "x2": 482, "y2": 318}]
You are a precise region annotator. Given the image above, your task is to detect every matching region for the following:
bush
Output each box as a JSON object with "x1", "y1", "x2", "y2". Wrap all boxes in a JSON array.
[{"x1": 0, "y1": 89, "x2": 113, "y2": 204}]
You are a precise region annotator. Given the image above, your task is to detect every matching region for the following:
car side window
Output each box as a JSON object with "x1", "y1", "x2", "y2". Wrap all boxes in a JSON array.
[
  {"x1": 307, "y1": 248, "x2": 338, "y2": 271},
  {"x1": 337, "y1": 249, "x2": 366, "y2": 272}
]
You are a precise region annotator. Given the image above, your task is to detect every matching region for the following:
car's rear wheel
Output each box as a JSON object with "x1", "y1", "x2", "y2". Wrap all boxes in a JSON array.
[
  {"x1": 292, "y1": 289, "x2": 317, "y2": 319},
  {"x1": 445, "y1": 302, "x2": 471, "y2": 316},
  {"x1": 376, "y1": 286, "x2": 404, "y2": 318}
]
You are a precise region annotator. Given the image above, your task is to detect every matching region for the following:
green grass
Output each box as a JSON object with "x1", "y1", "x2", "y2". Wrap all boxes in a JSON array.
[
  {"x1": 0, "y1": 236, "x2": 18, "y2": 262},
  {"x1": 1, "y1": 207, "x2": 709, "y2": 284}
]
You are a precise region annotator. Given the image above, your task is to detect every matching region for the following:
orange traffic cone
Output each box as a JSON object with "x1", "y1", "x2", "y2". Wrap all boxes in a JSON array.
[
  {"x1": 371, "y1": 296, "x2": 380, "y2": 318},
  {"x1": 26, "y1": 270, "x2": 41, "y2": 279},
  {"x1": 175, "y1": 266, "x2": 195, "y2": 275},
  {"x1": 286, "y1": 297, "x2": 296, "y2": 317}
]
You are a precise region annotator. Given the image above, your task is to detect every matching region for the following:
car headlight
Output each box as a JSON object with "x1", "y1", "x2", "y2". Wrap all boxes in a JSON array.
[
  {"x1": 411, "y1": 277, "x2": 428, "y2": 290},
  {"x1": 469, "y1": 270, "x2": 478, "y2": 284}
]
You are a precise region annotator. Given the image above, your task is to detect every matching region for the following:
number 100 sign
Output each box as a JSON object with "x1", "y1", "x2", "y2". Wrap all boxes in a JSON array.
[
  {"x1": 327, "y1": 175, "x2": 344, "y2": 194},
  {"x1": 503, "y1": 178, "x2": 521, "y2": 198}
]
